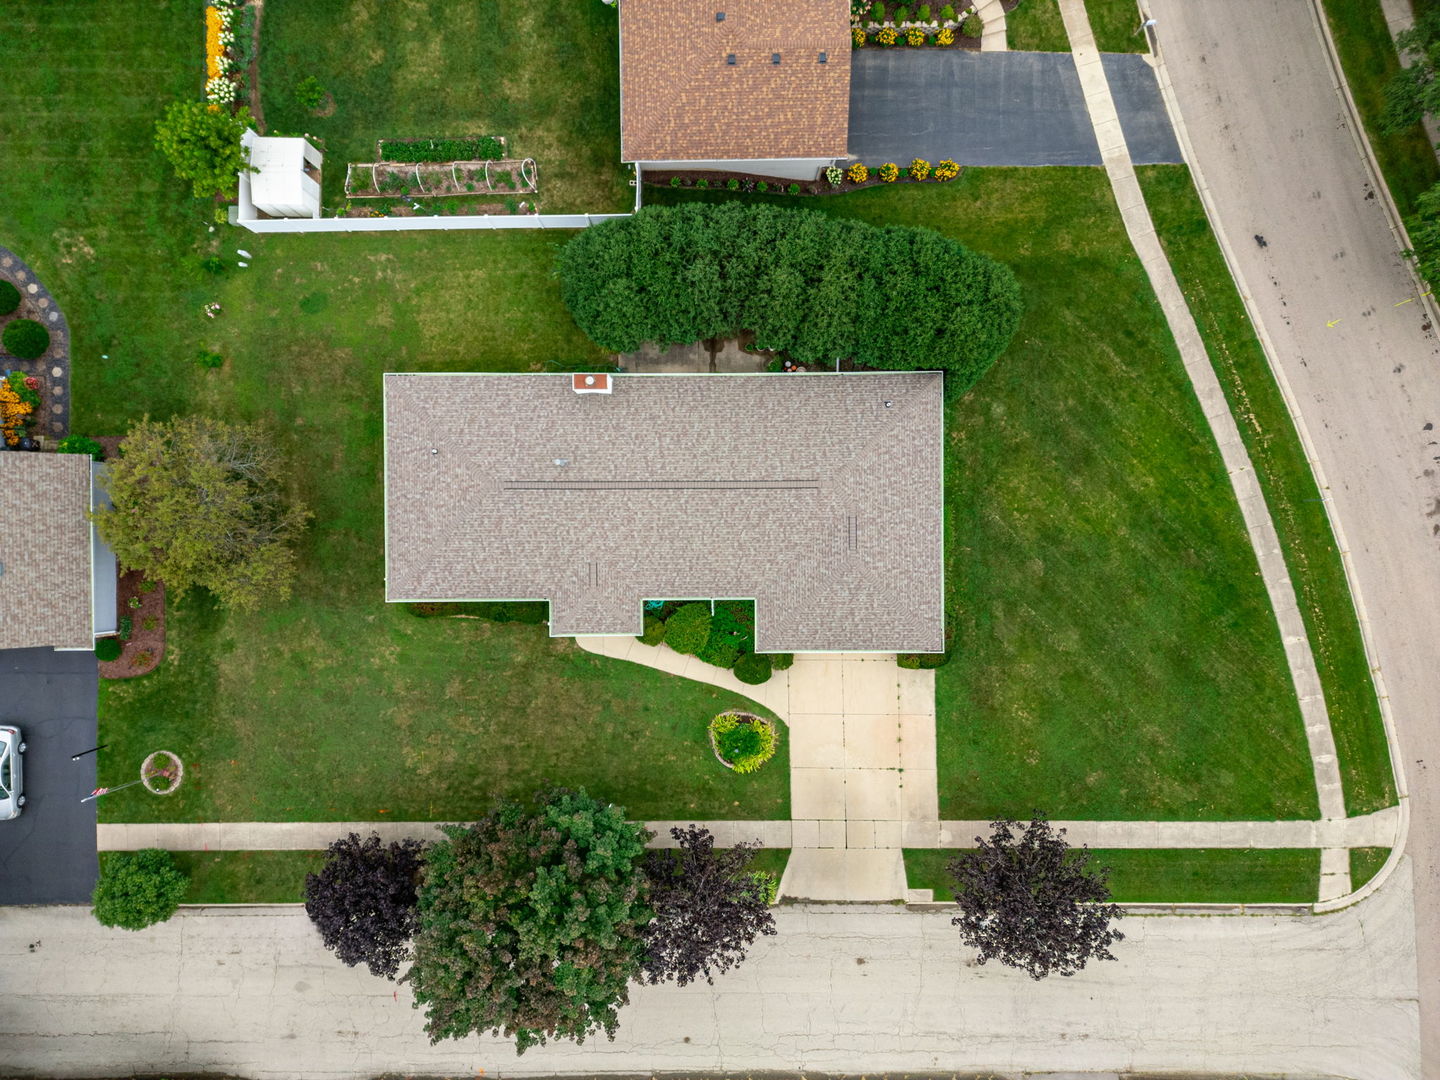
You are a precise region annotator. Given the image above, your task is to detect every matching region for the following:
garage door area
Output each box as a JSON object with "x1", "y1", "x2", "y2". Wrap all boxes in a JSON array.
[
  {"x1": 0, "y1": 647, "x2": 98, "y2": 904},
  {"x1": 848, "y1": 50, "x2": 1182, "y2": 166}
]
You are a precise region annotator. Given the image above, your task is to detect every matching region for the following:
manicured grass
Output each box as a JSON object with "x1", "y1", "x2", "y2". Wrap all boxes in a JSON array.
[
  {"x1": 1137, "y1": 164, "x2": 1396, "y2": 815},
  {"x1": 1320, "y1": 0, "x2": 1440, "y2": 217},
  {"x1": 1086, "y1": 0, "x2": 1147, "y2": 52},
  {"x1": 259, "y1": 0, "x2": 630, "y2": 214},
  {"x1": 1350, "y1": 846, "x2": 1391, "y2": 889},
  {"x1": 904, "y1": 848, "x2": 1320, "y2": 903},
  {"x1": 748, "y1": 847, "x2": 791, "y2": 881},
  {"x1": 98, "y1": 850, "x2": 327, "y2": 904},
  {"x1": 1009, "y1": 0, "x2": 1071, "y2": 52},
  {"x1": 651, "y1": 175, "x2": 1317, "y2": 822}
]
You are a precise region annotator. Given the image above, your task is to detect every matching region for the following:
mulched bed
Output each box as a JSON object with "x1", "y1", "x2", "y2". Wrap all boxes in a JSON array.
[
  {"x1": 0, "y1": 246, "x2": 70, "y2": 441},
  {"x1": 94, "y1": 435, "x2": 165, "y2": 680},
  {"x1": 344, "y1": 158, "x2": 536, "y2": 199},
  {"x1": 647, "y1": 166, "x2": 966, "y2": 197},
  {"x1": 854, "y1": 33, "x2": 981, "y2": 50}
]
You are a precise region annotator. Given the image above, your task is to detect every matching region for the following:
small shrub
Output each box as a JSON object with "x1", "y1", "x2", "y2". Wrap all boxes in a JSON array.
[
  {"x1": 767, "y1": 653, "x2": 795, "y2": 671},
  {"x1": 195, "y1": 350, "x2": 224, "y2": 369},
  {"x1": 142, "y1": 616, "x2": 158, "y2": 632},
  {"x1": 92, "y1": 849, "x2": 189, "y2": 930},
  {"x1": 128, "y1": 596, "x2": 142, "y2": 610},
  {"x1": 878, "y1": 162, "x2": 899, "y2": 182},
  {"x1": 894, "y1": 5, "x2": 910, "y2": 22},
  {"x1": 709, "y1": 712, "x2": 778, "y2": 773},
  {"x1": 664, "y1": 602, "x2": 713, "y2": 655},
  {"x1": 639, "y1": 614, "x2": 666, "y2": 646},
  {"x1": 0, "y1": 280, "x2": 19, "y2": 315},
  {"x1": 3, "y1": 318, "x2": 49, "y2": 359},
  {"x1": 727, "y1": 177, "x2": 740, "y2": 190},
  {"x1": 898, "y1": 651, "x2": 951, "y2": 669},
  {"x1": 962, "y1": 12, "x2": 982, "y2": 35},
  {"x1": 917, "y1": 3, "x2": 931, "y2": 18},
  {"x1": 58, "y1": 435, "x2": 105, "y2": 461},
  {"x1": 137, "y1": 579, "x2": 158, "y2": 594},
  {"x1": 826, "y1": 165, "x2": 843, "y2": 186},
  {"x1": 787, "y1": 183, "x2": 800, "y2": 195},
  {"x1": 698, "y1": 632, "x2": 741, "y2": 669},
  {"x1": 909, "y1": 157, "x2": 932, "y2": 180},
  {"x1": 294, "y1": 75, "x2": 327, "y2": 110},
  {"x1": 876, "y1": 25, "x2": 898, "y2": 45},
  {"x1": 847, "y1": 162, "x2": 869, "y2": 183},
  {"x1": 872, "y1": 1, "x2": 886, "y2": 21},
  {"x1": 934, "y1": 157, "x2": 960, "y2": 180},
  {"x1": 749, "y1": 870, "x2": 779, "y2": 905},
  {"x1": 937, "y1": 26, "x2": 955, "y2": 45},
  {"x1": 118, "y1": 615, "x2": 133, "y2": 642},
  {"x1": 940, "y1": 3, "x2": 956, "y2": 19},
  {"x1": 670, "y1": 175, "x2": 682, "y2": 188},
  {"x1": 733, "y1": 652, "x2": 774, "y2": 685},
  {"x1": 906, "y1": 27, "x2": 927, "y2": 45},
  {"x1": 853, "y1": 26, "x2": 867, "y2": 46},
  {"x1": 95, "y1": 637, "x2": 122, "y2": 662},
  {"x1": 697, "y1": 178, "x2": 710, "y2": 190},
  {"x1": 756, "y1": 180, "x2": 769, "y2": 193}
]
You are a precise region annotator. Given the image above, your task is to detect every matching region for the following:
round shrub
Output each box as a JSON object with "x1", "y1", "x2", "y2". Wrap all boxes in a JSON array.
[
  {"x1": 871, "y1": 1, "x2": 886, "y2": 22},
  {"x1": 58, "y1": 435, "x2": 105, "y2": 461},
  {"x1": 709, "y1": 712, "x2": 779, "y2": 773},
  {"x1": 697, "y1": 633, "x2": 741, "y2": 670},
  {"x1": 733, "y1": 652, "x2": 774, "y2": 685},
  {"x1": 0, "y1": 280, "x2": 20, "y2": 315},
  {"x1": 940, "y1": 3, "x2": 957, "y2": 19},
  {"x1": 92, "y1": 848, "x2": 189, "y2": 930},
  {"x1": 639, "y1": 614, "x2": 666, "y2": 646},
  {"x1": 664, "y1": 602, "x2": 712, "y2": 655},
  {"x1": 3, "y1": 318, "x2": 49, "y2": 359},
  {"x1": 768, "y1": 652, "x2": 794, "y2": 671},
  {"x1": 95, "y1": 637, "x2": 122, "y2": 662},
  {"x1": 894, "y1": 5, "x2": 911, "y2": 23}
]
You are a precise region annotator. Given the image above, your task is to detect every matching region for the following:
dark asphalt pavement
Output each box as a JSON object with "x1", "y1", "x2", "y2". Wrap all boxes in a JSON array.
[
  {"x1": 0, "y1": 647, "x2": 98, "y2": 904},
  {"x1": 848, "y1": 50, "x2": 1182, "y2": 166}
]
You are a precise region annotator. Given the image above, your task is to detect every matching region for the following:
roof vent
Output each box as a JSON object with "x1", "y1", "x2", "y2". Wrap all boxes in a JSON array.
[
  {"x1": 726, "y1": 53, "x2": 736, "y2": 65},
  {"x1": 818, "y1": 51, "x2": 828, "y2": 63},
  {"x1": 715, "y1": 10, "x2": 725, "y2": 20},
  {"x1": 572, "y1": 372, "x2": 613, "y2": 395},
  {"x1": 771, "y1": 52, "x2": 781, "y2": 64}
]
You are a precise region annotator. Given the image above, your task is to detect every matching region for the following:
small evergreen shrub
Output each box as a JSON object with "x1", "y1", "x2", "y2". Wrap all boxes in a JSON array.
[
  {"x1": 664, "y1": 602, "x2": 712, "y2": 655},
  {"x1": 787, "y1": 183, "x2": 800, "y2": 195},
  {"x1": 767, "y1": 653, "x2": 794, "y2": 671},
  {"x1": 697, "y1": 179, "x2": 710, "y2": 190},
  {"x1": 670, "y1": 175, "x2": 681, "y2": 188},
  {"x1": 894, "y1": 5, "x2": 910, "y2": 22},
  {"x1": 963, "y1": 12, "x2": 982, "y2": 35},
  {"x1": 95, "y1": 637, "x2": 122, "y2": 662},
  {"x1": 3, "y1": 318, "x2": 49, "y2": 359},
  {"x1": 92, "y1": 849, "x2": 189, "y2": 930},
  {"x1": 697, "y1": 633, "x2": 741, "y2": 670},
  {"x1": 0, "y1": 280, "x2": 20, "y2": 315},
  {"x1": 709, "y1": 712, "x2": 778, "y2": 773},
  {"x1": 871, "y1": 1, "x2": 886, "y2": 21},
  {"x1": 57, "y1": 435, "x2": 105, "y2": 460},
  {"x1": 639, "y1": 614, "x2": 666, "y2": 646},
  {"x1": 727, "y1": 178, "x2": 740, "y2": 190},
  {"x1": 756, "y1": 180, "x2": 769, "y2": 193},
  {"x1": 940, "y1": 3, "x2": 956, "y2": 19},
  {"x1": 118, "y1": 616, "x2": 133, "y2": 642},
  {"x1": 733, "y1": 652, "x2": 774, "y2": 685},
  {"x1": 917, "y1": 3, "x2": 931, "y2": 18}
]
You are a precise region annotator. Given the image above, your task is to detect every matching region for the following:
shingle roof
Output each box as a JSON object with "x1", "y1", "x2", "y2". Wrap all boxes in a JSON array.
[
  {"x1": 619, "y1": 0, "x2": 851, "y2": 163},
  {"x1": 384, "y1": 373, "x2": 944, "y2": 653},
  {"x1": 0, "y1": 453, "x2": 94, "y2": 650}
]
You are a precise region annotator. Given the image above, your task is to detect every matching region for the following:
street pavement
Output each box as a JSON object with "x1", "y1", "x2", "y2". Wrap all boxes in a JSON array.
[
  {"x1": 848, "y1": 51, "x2": 1180, "y2": 166},
  {"x1": 0, "y1": 862, "x2": 1418, "y2": 1080},
  {"x1": 0, "y1": 647, "x2": 97, "y2": 904},
  {"x1": 1147, "y1": 0, "x2": 1440, "y2": 1070}
]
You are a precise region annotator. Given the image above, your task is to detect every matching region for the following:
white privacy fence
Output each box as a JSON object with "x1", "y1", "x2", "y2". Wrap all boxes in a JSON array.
[{"x1": 236, "y1": 212, "x2": 630, "y2": 234}]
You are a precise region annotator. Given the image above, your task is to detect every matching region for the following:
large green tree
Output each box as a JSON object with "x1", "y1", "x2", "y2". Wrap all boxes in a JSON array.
[
  {"x1": 1382, "y1": 5, "x2": 1440, "y2": 282},
  {"x1": 405, "y1": 790, "x2": 652, "y2": 1053},
  {"x1": 153, "y1": 100, "x2": 255, "y2": 198},
  {"x1": 93, "y1": 416, "x2": 309, "y2": 613}
]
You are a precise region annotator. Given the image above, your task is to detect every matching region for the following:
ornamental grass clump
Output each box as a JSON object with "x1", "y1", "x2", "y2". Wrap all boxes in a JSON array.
[{"x1": 709, "y1": 712, "x2": 778, "y2": 773}]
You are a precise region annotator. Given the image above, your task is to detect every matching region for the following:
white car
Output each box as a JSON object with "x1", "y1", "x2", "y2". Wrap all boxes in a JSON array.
[{"x1": 0, "y1": 726, "x2": 25, "y2": 820}]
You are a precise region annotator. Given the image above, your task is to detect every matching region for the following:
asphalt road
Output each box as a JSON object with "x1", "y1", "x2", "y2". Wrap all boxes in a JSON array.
[
  {"x1": 0, "y1": 647, "x2": 97, "y2": 904},
  {"x1": 0, "y1": 866, "x2": 1417, "y2": 1079},
  {"x1": 1147, "y1": 0, "x2": 1440, "y2": 1070},
  {"x1": 848, "y1": 50, "x2": 1181, "y2": 165}
]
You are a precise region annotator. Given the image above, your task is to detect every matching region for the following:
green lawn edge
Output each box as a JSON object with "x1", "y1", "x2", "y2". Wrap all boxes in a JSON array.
[
  {"x1": 904, "y1": 847, "x2": 1320, "y2": 904},
  {"x1": 1008, "y1": 0, "x2": 1070, "y2": 52},
  {"x1": 1318, "y1": 0, "x2": 1440, "y2": 217},
  {"x1": 1349, "y1": 845, "x2": 1390, "y2": 890},
  {"x1": 1085, "y1": 0, "x2": 1149, "y2": 53},
  {"x1": 1136, "y1": 164, "x2": 1397, "y2": 815}
]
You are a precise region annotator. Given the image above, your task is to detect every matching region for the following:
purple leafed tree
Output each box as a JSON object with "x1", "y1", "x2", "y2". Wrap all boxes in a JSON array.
[{"x1": 304, "y1": 831, "x2": 425, "y2": 979}]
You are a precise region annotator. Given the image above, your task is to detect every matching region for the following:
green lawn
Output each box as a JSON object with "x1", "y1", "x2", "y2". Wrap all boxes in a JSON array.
[
  {"x1": 1320, "y1": 0, "x2": 1440, "y2": 216},
  {"x1": 904, "y1": 848, "x2": 1320, "y2": 903},
  {"x1": 1350, "y1": 845, "x2": 1391, "y2": 889},
  {"x1": 1009, "y1": 0, "x2": 1070, "y2": 52},
  {"x1": 1137, "y1": 165, "x2": 1396, "y2": 816},
  {"x1": 259, "y1": 0, "x2": 630, "y2": 214},
  {"x1": 1085, "y1": 0, "x2": 1147, "y2": 52},
  {"x1": 650, "y1": 174, "x2": 1318, "y2": 822}
]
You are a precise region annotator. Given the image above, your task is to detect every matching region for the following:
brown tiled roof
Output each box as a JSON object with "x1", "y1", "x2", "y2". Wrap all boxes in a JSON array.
[
  {"x1": 619, "y1": 0, "x2": 851, "y2": 163},
  {"x1": 384, "y1": 373, "x2": 944, "y2": 653},
  {"x1": 0, "y1": 453, "x2": 93, "y2": 650}
]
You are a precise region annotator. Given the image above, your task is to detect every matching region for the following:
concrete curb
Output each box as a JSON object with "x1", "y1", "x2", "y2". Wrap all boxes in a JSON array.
[{"x1": 1139, "y1": 0, "x2": 1411, "y2": 913}]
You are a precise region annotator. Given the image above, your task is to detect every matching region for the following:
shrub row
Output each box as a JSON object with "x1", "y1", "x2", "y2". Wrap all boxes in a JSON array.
[
  {"x1": 559, "y1": 202, "x2": 1023, "y2": 395},
  {"x1": 407, "y1": 600, "x2": 548, "y2": 624},
  {"x1": 639, "y1": 600, "x2": 794, "y2": 685},
  {"x1": 379, "y1": 136, "x2": 503, "y2": 163}
]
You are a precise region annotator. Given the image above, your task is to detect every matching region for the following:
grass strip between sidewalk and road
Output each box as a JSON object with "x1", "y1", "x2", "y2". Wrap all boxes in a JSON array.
[
  {"x1": 1008, "y1": 0, "x2": 1071, "y2": 52},
  {"x1": 1084, "y1": 0, "x2": 1150, "y2": 52},
  {"x1": 1317, "y1": 0, "x2": 1440, "y2": 217},
  {"x1": 903, "y1": 848, "x2": 1320, "y2": 904},
  {"x1": 1137, "y1": 164, "x2": 1397, "y2": 816},
  {"x1": 1349, "y1": 845, "x2": 1391, "y2": 890}
]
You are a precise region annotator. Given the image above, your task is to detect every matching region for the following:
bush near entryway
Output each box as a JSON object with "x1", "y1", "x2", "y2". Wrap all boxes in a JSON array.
[
  {"x1": 2, "y1": 317, "x2": 48, "y2": 359},
  {"x1": 558, "y1": 202, "x2": 1023, "y2": 396},
  {"x1": 661, "y1": 602, "x2": 711, "y2": 655},
  {"x1": 91, "y1": 848, "x2": 189, "y2": 930},
  {"x1": 0, "y1": 280, "x2": 19, "y2": 315}
]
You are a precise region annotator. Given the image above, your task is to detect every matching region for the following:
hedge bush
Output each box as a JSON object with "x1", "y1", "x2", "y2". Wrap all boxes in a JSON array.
[
  {"x1": 767, "y1": 653, "x2": 794, "y2": 671},
  {"x1": 733, "y1": 652, "x2": 774, "y2": 685},
  {"x1": 95, "y1": 637, "x2": 122, "y2": 662},
  {"x1": 0, "y1": 280, "x2": 19, "y2": 315},
  {"x1": 92, "y1": 849, "x2": 189, "y2": 930},
  {"x1": 664, "y1": 602, "x2": 712, "y2": 655},
  {"x1": 697, "y1": 633, "x2": 741, "y2": 670},
  {"x1": 58, "y1": 435, "x2": 105, "y2": 461},
  {"x1": 2, "y1": 317, "x2": 49, "y2": 359},
  {"x1": 558, "y1": 203, "x2": 1022, "y2": 396}
]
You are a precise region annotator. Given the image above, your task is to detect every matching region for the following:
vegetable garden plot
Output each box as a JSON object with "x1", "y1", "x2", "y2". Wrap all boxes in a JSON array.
[{"x1": 344, "y1": 159, "x2": 537, "y2": 199}]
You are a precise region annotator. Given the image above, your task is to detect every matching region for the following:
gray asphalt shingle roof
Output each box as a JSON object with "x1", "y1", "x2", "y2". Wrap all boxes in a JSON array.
[
  {"x1": 0, "y1": 453, "x2": 94, "y2": 650},
  {"x1": 383, "y1": 372, "x2": 944, "y2": 652}
]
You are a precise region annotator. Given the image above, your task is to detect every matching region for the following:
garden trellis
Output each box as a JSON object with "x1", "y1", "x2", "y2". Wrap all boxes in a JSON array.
[{"x1": 345, "y1": 158, "x2": 537, "y2": 199}]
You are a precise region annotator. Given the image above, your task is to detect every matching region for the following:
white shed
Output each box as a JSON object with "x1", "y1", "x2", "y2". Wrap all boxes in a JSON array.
[{"x1": 238, "y1": 130, "x2": 322, "y2": 219}]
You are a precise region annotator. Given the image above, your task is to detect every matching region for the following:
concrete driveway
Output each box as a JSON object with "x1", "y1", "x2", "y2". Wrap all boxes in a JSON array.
[
  {"x1": 0, "y1": 647, "x2": 98, "y2": 904},
  {"x1": 848, "y1": 50, "x2": 1181, "y2": 166}
]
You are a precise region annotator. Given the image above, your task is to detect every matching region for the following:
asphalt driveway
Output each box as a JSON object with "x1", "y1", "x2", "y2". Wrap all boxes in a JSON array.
[
  {"x1": 848, "y1": 50, "x2": 1182, "y2": 166},
  {"x1": 0, "y1": 647, "x2": 98, "y2": 904}
]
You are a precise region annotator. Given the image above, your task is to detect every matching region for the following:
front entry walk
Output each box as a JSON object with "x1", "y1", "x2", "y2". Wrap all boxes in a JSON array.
[{"x1": 847, "y1": 49, "x2": 1182, "y2": 166}]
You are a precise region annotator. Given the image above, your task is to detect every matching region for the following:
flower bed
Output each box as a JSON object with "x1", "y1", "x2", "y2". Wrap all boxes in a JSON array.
[
  {"x1": 708, "y1": 712, "x2": 779, "y2": 775},
  {"x1": 205, "y1": 3, "x2": 239, "y2": 105},
  {"x1": 649, "y1": 158, "x2": 963, "y2": 197},
  {"x1": 850, "y1": 0, "x2": 980, "y2": 48},
  {"x1": 0, "y1": 370, "x2": 40, "y2": 447}
]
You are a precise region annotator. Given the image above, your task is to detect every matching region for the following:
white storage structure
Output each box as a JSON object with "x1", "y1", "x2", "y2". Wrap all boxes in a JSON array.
[{"x1": 237, "y1": 130, "x2": 322, "y2": 220}]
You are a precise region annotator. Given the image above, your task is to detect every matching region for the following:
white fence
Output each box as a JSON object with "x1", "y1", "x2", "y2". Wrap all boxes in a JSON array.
[{"x1": 236, "y1": 212, "x2": 630, "y2": 234}]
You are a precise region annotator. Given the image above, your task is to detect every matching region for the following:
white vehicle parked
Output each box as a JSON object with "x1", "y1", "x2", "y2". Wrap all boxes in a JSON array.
[{"x1": 0, "y1": 726, "x2": 26, "y2": 819}]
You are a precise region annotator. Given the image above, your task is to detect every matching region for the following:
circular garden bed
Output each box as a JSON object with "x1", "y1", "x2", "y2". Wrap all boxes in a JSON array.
[{"x1": 708, "y1": 711, "x2": 779, "y2": 774}]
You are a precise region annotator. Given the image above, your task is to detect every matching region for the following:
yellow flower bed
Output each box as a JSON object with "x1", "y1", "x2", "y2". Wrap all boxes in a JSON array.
[
  {"x1": 876, "y1": 26, "x2": 898, "y2": 45},
  {"x1": 878, "y1": 162, "x2": 899, "y2": 182},
  {"x1": 205, "y1": 6, "x2": 225, "y2": 78},
  {"x1": 909, "y1": 157, "x2": 932, "y2": 180},
  {"x1": 934, "y1": 158, "x2": 960, "y2": 181},
  {"x1": 0, "y1": 384, "x2": 33, "y2": 446},
  {"x1": 853, "y1": 27, "x2": 866, "y2": 46},
  {"x1": 846, "y1": 162, "x2": 869, "y2": 183}
]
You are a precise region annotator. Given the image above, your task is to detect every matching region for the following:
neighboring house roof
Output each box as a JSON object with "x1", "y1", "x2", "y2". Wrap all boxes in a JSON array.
[
  {"x1": 0, "y1": 453, "x2": 94, "y2": 650},
  {"x1": 384, "y1": 372, "x2": 944, "y2": 653},
  {"x1": 619, "y1": 0, "x2": 851, "y2": 163}
]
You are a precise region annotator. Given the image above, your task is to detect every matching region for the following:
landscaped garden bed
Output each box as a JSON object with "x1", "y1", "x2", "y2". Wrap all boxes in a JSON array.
[
  {"x1": 98, "y1": 570, "x2": 166, "y2": 679},
  {"x1": 851, "y1": 1, "x2": 981, "y2": 49},
  {"x1": 650, "y1": 158, "x2": 962, "y2": 197},
  {"x1": 641, "y1": 600, "x2": 793, "y2": 686},
  {"x1": 344, "y1": 158, "x2": 536, "y2": 200}
]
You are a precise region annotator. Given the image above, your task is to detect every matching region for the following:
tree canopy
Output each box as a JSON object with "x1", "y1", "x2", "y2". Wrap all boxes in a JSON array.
[
  {"x1": 93, "y1": 415, "x2": 310, "y2": 613},
  {"x1": 945, "y1": 815, "x2": 1123, "y2": 979},
  {"x1": 640, "y1": 826, "x2": 776, "y2": 987},
  {"x1": 405, "y1": 790, "x2": 652, "y2": 1052},
  {"x1": 153, "y1": 100, "x2": 255, "y2": 199},
  {"x1": 558, "y1": 202, "x2": 1023, "y2": 395},
  {"x1": 92, "y1": 849, "x2": 189, "y2": 930},
  {"x1": 1382, "y1": 6, "x2": 1440, "y2": 135},
  {"x1": 304, "y1": 832, "x2": 425, "y2": 979}
]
